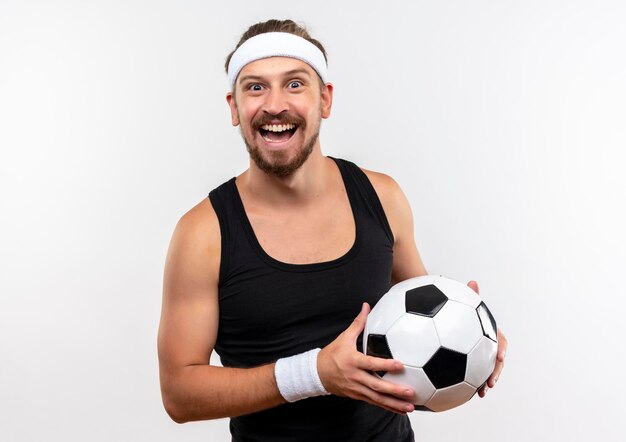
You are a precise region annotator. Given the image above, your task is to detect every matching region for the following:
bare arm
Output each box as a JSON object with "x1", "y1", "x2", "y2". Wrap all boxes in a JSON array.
[{"x1": 157, "y1": 199, "x2": 285, "y2": 423}]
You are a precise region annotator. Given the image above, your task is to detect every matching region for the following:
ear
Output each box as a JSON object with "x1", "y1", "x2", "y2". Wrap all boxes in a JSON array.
[
  {"x1": 320, "y1": 82, "x2": 333, "y2": 119},
  {"x1": 226, "y1": 92, "x2": 240, "y2": 126}
]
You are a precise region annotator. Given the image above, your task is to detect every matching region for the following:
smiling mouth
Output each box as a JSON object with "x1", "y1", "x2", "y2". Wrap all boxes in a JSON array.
[{"x1": 258, "y1": 123, "x2": 298, "y2": 143}]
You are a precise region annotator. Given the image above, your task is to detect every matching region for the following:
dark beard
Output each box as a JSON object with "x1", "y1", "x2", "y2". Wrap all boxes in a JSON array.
[{"x1": 243, "y1": 129, "x2": 319, "y2": 178}]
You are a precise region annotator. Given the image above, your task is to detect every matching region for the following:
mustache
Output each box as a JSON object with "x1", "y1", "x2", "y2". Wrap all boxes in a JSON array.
[{"x1": 252, "y1": 113, "x2": 305, "y2": 131}]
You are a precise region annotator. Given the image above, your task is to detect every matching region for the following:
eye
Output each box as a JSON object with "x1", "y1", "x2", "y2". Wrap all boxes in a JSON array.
[
  {"x1": 288, "y1": 81, "x2": 302, "y2": 89},
  {"x1": 247, "y1": 83, "x2": 263, "y2": 91}
]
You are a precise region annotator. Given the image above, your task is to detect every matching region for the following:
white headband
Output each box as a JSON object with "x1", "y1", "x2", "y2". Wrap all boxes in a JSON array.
[{"x1": 227, "y1": 32, "x2": 328, "y2": 89}]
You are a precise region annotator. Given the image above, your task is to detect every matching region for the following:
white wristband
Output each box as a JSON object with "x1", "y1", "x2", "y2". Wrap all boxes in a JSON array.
[{"x1": 274, "y1": 348, "x2": 330, "y2": 402}]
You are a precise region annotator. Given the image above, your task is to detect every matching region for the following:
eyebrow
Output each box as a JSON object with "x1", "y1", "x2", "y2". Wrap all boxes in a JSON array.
[
  {"x1": 282, "y1": 68, "x2": 312, "y2": 78},
  {"x1": 238, "y1": 68, "x2": 312, "y2": 85}
]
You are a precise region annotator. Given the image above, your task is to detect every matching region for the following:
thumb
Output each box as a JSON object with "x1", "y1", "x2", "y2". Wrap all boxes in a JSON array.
[{"x1": 345, "y1": 302, "x2": 370, "y2": 340}]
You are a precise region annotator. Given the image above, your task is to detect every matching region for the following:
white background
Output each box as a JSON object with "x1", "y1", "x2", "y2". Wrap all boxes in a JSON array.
[{"x1": 1, "y1": 0, "x2": 625, "y2": 440}]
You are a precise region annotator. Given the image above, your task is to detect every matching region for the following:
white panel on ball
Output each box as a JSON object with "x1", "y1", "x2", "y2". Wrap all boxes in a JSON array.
[
  {"x1": 366, "y1": 288, "x2": 407, "y2": 335},
  {"x1": 390, "y1": 275, "x2": 441, "y2": 293},
  {"x1": 425, "y1": 382, "x2": 477, "y2": 412},
  {"x1": 433, "y1": 301, "x2": 483, "y2": 354},
  {"x1": 383, "y1": 365, "x2": 436, "y2": 406},
  {"x1": 386, "y1": 314, "x2": 440, "y2": 367},
  {"x1": 465, "y1": 336, "x2": 498, "y2": 388},
  {"x1": 434, "y1": 276, "x2": 481, "y2": 308}
]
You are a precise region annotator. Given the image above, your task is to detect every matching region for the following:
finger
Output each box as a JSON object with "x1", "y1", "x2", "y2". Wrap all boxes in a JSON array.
[
  {"x1": 497, "y1": 329, "x2": 508, "y2": 361},
  {"x1": 467, "y1": 280, "x2": 479, "y2": 295},
  {"x1": 487, "y1": 336, "x2": 507, "y2": 388},
  {"x1": 353, "y1": 384, "x2": 415, "y2": 415},
  {"x1": 347, "y1": 384, "x2": 415, "y2": 415},
  {"x1": 361, "y1": 372, "x2": 415, "y2": 402},
  {"x1": 344, "y1": 302, "x2": 370, "y2": 340},
  {"x1": 358, "y1": 354, "x2": 404, "y2": 374},
  {"x1": 487, "y1": 358, "x2": 504, "y2": 388},
  {"x1": 488, "y1": 350, "x2": 506, "y2": 385}
]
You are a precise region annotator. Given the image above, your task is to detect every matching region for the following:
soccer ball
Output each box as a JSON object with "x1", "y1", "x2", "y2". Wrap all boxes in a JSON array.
[{"x1": 363, "y1": 275, "x2": 498, "y2": 412}]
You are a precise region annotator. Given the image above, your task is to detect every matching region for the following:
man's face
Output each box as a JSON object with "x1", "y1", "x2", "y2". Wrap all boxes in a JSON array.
[{"x1": 226, "y1": 57, "x2": 333, "y2": 178}]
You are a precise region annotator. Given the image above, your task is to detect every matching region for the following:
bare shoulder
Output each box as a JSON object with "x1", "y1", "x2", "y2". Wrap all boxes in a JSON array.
[
  {"x1": 164, "y1": 197, "x2": 222, "y2": 302},
  {"x1": 360, "y1": 168, "x2": 404, "y2": 205},
  {"x1": 176, "y1": 197, "x2": 221, "y2": 248}
]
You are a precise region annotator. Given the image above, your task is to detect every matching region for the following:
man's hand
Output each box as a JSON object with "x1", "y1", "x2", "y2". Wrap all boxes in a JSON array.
[
  {"x1": 467, "y1": 280, "x2": 507, "y2": 398},
  {"x1": 317, "y1": 303, "x2": 416, "y2": 415}
]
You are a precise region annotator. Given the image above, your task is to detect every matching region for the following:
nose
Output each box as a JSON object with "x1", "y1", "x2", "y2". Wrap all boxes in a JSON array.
[{"x1": 262, "y1": 88, "x2": 289, "y2": 116}]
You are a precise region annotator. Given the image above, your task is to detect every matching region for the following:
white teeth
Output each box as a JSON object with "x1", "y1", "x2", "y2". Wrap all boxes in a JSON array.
[{"x1": 261, "y1": 123, "x2": 295, "y2": 132}]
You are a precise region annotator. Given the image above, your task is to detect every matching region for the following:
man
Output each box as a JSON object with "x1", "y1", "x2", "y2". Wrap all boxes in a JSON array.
[{"x1": 158, "y1": 19, "x2": 507, "y2": 441}]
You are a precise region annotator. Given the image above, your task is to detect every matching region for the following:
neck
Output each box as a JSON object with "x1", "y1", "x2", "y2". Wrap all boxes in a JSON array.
[{"x1": 238, "y1": 145, "x2": 334, "y2": 207}]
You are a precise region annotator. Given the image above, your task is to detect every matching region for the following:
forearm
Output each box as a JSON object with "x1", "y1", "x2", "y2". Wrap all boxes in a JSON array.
[{"x1": 163, "y1": 363, "x2": 285, "y2": 423}]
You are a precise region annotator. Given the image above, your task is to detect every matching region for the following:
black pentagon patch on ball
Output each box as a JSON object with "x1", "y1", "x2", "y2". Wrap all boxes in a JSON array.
[
  {"x1": 405, "y1": 284, "x2": 448, "y2": 317},
  {"x1": 366, "y1": 334, "x2": 393, "y2": 377},
  {"x1": 414, "y1": 405, "x2": 434, "y2": 412},
  {"x1": 423, "y1": 347, "x2": 467, "y2": 389},
  {"x1": 476, "y1": 302, "x2": 498, "y2": 342}
]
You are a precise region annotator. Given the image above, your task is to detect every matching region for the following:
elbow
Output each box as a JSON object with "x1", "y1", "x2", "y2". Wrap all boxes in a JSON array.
[
  {"x1": 163, "y1": 397, "x2": 225, "y2": 423},
  {"x1": 168, "y1": 410, "x2": 187, "y2": 425},
  {"x1": 160, "y1": 371, "x2": 193, "y2": 423},
  {"x1": 162, "y1": 395, "x2": 189, "y2": 424}
]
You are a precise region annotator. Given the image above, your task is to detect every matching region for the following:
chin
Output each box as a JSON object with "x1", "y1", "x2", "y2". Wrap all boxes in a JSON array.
[{"x1": 246, "y1": 134, "x2": 318, "y2": 179}]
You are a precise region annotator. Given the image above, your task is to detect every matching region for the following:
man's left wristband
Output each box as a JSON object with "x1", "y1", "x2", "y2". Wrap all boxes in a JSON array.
[{"x1": 274, "y1": 348, "x2": 331, "y2": 403}]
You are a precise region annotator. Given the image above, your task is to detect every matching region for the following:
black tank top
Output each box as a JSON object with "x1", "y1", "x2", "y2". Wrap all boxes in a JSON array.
[{"x1": 208, "y1": 157, "x2": 414, "y2": 441}]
